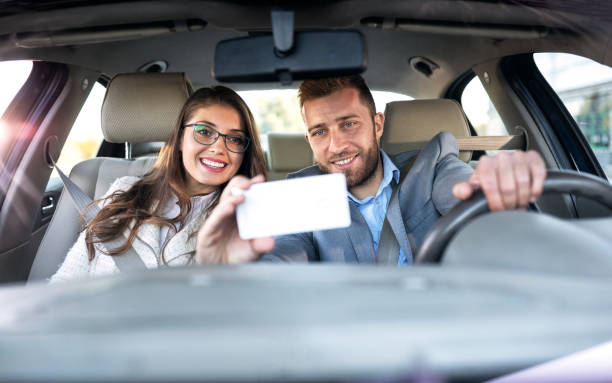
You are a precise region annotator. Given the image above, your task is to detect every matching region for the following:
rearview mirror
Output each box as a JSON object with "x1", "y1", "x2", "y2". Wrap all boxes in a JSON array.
[{"x1": 213, "y1": 30, "x2": 366, "y2": 84}]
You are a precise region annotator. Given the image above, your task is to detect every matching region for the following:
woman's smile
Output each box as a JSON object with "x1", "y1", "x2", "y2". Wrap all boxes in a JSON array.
[{"x1": 200, "y1": 156, "x2": 228, "y2": 173}]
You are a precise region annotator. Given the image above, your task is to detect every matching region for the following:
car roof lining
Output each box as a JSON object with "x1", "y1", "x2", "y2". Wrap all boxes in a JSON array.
[{"x1": 0, "y1": 0, "x2": 610, "y2": 98}]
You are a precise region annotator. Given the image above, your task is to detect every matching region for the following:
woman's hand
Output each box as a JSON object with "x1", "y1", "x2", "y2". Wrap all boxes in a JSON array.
[{"x1": 195, "y1": 174, "x2": 275, "y2": 264}]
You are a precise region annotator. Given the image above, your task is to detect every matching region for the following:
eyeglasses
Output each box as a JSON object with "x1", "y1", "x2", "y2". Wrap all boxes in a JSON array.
[{"x1": 185, "y1": 123, "x2": 251, "y2": 153}]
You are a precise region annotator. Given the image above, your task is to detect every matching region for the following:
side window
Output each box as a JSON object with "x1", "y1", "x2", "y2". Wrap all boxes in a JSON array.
[
  {"x1": 534, "y1": 53, "x2": 612, "y2": 180},
  {"x1": 461, "y1": 76, "x2": 507, "y2": 136},
  {"x1": 0, "y1": 60, "x2": 33, "y2": 117},
  {"x1": 53, "y1": 81, "x2": 106, "y2": 177}
]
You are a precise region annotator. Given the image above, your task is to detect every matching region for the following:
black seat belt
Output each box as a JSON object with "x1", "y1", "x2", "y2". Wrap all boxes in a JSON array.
[{"x1": 52, "y1": 160, "x2": 147, "y2": 271}]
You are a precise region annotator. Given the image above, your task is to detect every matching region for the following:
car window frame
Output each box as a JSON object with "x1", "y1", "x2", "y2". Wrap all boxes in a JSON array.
[
  {"x1": 501, "y1": 54, "x2": 606, "y2": 179},
  {"x1": 0, "y1": 62, "x2": 69, "y2": 210},
  {"x1": 445, "y1": 69, "x2": 485, "y2": 161}
]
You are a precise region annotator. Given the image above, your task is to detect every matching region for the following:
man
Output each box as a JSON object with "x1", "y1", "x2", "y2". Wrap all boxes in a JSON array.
[{"x1": 195, "y1": 76, "x2": 546, "y2": 264}]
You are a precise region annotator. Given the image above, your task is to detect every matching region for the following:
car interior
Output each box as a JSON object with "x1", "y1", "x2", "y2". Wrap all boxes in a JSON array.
[
  {"x1": 27, "y1": 72, "x2": 189, "y2": 280},
  {"x1": 0, "y1": 1, "x2": 610, "y2": 284},
  {"x1": 1, "y1": 1, "x2": 612, "y2": 381},
  {"x1": 28, "y1": 73, "x2": 542, "y2": 281}
]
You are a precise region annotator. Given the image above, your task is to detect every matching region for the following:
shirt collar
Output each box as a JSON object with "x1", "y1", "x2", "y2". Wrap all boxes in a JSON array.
[
  {"x1": 348, "y1": 150, "x2": 399, "y2": 204},
  {"x1": 381, "y1": 149, "x2": 400, "y2": 185}
]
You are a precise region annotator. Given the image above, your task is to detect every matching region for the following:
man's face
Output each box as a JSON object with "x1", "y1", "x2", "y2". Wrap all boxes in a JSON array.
[{"x1": 303, "y1": 88, "x2": 384, "y2": 188}]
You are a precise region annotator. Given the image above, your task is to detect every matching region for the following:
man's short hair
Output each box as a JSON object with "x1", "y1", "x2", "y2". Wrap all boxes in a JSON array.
[{"x1": 297, "y1": 75, "x2": 376, "y2": 117}]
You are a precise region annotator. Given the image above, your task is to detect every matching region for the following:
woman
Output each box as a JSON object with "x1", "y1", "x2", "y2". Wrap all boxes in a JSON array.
[{"x1": 50, "y1": 86, "x2": 267, "y2": 282}]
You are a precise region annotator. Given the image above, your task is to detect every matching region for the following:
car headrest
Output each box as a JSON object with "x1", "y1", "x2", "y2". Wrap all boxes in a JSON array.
[
  {"x1": 266, "y1": 132, "x2": 313, "y2": 172},
  {"x1": 381, "y1": 99, "x2": 472, "y2": 162},
  {"x1": 101, "y1": 72, "x2": 192, "y2": 143}
]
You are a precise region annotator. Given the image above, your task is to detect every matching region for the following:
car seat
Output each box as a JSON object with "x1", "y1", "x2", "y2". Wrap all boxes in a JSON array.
[
  {"x1": 265, "y1": 132, "x2": 314, "y2": 180},
  {"x1": 27, "y1": 72, "x2": 191, "y2": 281},
  {"x1": 380, "y1": 99, "x2": 525, "y2": 164}
]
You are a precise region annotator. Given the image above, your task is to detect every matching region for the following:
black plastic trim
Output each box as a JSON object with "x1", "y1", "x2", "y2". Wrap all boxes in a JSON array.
[
  {"x1": 445, "y1": 69, "x2": 475, "y2": 101},
  {"x1": 97, "y1": 74, "x2": 111, "y2": 87},
  {"x1": 500, "y1": 54, "x2": 605, "y2": 178}
]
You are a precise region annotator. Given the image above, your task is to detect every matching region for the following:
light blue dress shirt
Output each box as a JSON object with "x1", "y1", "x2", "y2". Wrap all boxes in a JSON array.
[{"x1": 347, "y1": 150, "x2": 411, "y2": 266}]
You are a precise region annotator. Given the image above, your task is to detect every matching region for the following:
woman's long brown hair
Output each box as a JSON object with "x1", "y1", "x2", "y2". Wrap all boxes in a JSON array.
[{"x1": 84, "y1": 86, "x2": 267, "y2": 261}]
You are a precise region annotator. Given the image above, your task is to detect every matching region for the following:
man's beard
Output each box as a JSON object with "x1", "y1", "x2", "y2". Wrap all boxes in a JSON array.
[{"x1": 318, "y1": 143, "x2": 380, "y2": 188}]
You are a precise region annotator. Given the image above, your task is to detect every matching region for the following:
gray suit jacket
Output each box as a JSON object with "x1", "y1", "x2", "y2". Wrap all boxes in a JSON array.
[{"x1": 261, "y1": 132, "x2": 473, "y2": 263}]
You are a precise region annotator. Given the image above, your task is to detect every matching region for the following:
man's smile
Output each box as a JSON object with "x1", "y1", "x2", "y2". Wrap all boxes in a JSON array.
[{"x1": 331, "y1": 154, "x2": 358, "y2": 169}]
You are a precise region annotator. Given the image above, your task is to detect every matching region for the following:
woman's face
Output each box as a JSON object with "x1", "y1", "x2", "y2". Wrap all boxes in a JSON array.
[{"x1": 180, "y1": 104, "x2": 246, "y2": 195}]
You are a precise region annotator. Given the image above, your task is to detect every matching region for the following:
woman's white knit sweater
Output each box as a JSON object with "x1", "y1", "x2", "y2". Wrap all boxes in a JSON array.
[{"x1": 50, "y1": 176, "x2": 212, "y2": 283}]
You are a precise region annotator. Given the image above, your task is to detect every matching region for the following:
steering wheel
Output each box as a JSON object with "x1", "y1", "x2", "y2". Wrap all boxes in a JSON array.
[{"x1": 415, "y1": 170, "x2": 612, "y2": 264}]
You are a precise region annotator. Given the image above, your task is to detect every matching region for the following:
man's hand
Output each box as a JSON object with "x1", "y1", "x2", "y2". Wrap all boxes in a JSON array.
[
  {"x1": 452, "y1": 150, "x2": 546, "y2": 211},
  {"x1": 195, "y1": 175, "x2": 275, "y2": 264}
]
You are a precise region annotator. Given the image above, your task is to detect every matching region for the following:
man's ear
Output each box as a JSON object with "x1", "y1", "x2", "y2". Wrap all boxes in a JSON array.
[
  {"x1": 374, "y1": 112, "x2": 385, "y2": 141},
  {"x1": 305, "y1": 133, "x2": 310, "y2": 144}
]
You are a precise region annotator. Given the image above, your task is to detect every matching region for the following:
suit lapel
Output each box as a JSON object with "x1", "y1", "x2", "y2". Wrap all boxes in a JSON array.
[
  {"x1": 345, "y1": 203, "x2": 376, "y2": 263},
  {"x1": 388, "y1": 150, "x2": 423, "y2": 259}
]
